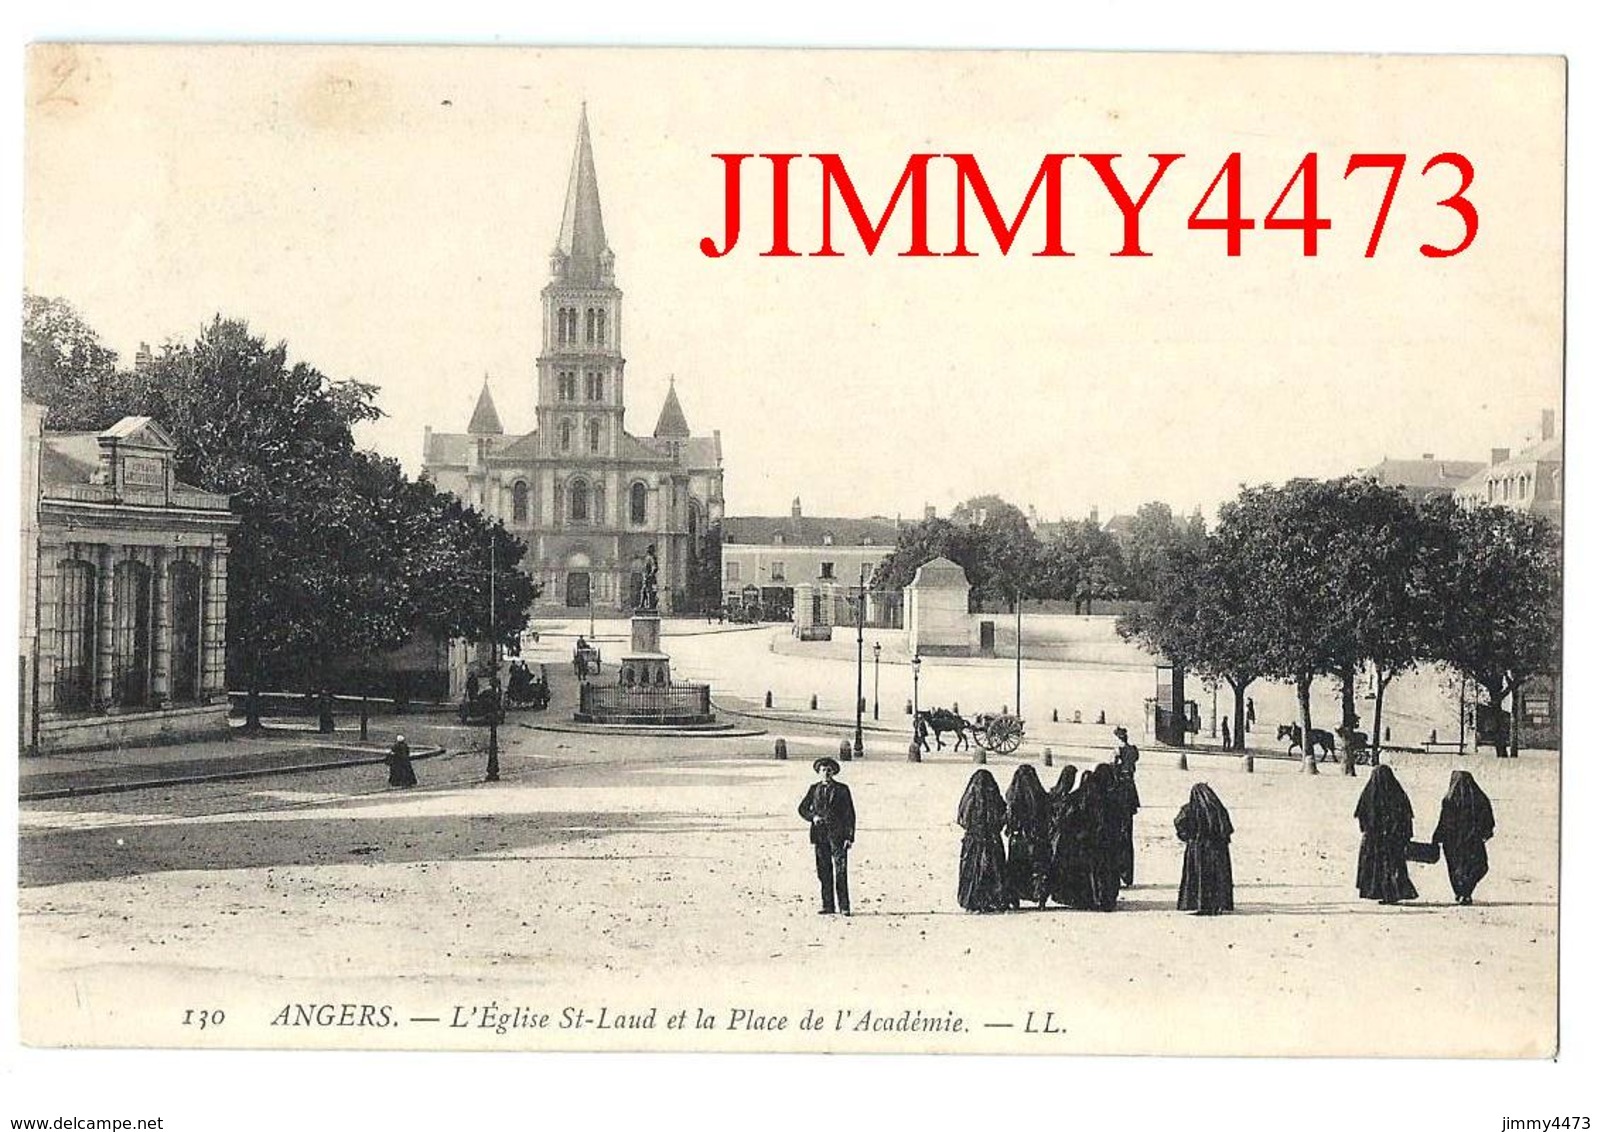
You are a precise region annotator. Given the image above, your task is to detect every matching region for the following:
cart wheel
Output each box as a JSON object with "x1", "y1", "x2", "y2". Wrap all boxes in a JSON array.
[{"x1": 995, "y1": 728, "x2": 1022, "y2": 755}]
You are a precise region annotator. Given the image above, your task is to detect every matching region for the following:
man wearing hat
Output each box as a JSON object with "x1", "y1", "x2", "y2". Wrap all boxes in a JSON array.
[
  {"x1": 798, "y1": 757, "x2": 856, "y2": 915},
  {"x1": 1111, "y1": 726, "x2": 1140, "y2": 885}
]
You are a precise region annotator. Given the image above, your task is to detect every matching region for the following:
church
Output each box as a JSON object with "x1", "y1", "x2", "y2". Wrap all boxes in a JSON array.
[{"x1": 423, "y1": 109, "x2": 724, "y2": 614}]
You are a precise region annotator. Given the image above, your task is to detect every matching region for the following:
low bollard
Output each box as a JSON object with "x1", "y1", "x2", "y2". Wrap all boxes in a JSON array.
[
  {"x1": 859, "y1": 697, "x2": 866, "y2": 713},
  {"x1": 811, "y1": 694, "x2": 818, "y2": 711},
  {"x1": 1178, "y1": 749, "x2": 1188, "y2": 771},
  {"x1": 1052, "y1": 708, "x2": 1059, "y2": 723},
  {"x1": 1243, "y1": 751, "x2": 1255, "y2": 773},
  {"x1": 1074, "y1": 710, "x2": 1082, "y2": 724},
  {"x1": 973, "y1": 746, "x2": 987, "y2": 764},
  {"x1": 1096, "y1": 710, "x2": 1106, "y2": 725},
  {"x1": 839, "y1": 737, "x2": 853, "y2": 762},
  {"x1": 765, "y1": 690, "x2": 773, "y2": 708},
  {"x1": 952, "y1": 701, "x2": 960, "y2": 715},
  {"x1": 773, "y1": 737, "x2": 788, "y2": 760},
  {"x1": 1043, "y1": 746, "x2": 1054, "y2": 767},
  {"x1": 905, "y1": 699, "x2": 913, "y2": 715},
  {"x1": 908, "y1": 740, "x2": 922, "y2": 763}
]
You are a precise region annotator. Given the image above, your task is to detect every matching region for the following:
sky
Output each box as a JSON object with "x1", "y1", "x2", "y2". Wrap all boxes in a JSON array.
[{"x1": 23, "y1": 47, "x2": 1565, "y2": 524}]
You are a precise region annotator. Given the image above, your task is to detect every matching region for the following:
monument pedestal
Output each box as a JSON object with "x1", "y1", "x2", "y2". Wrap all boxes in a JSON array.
[{"x1": 621, "y1": 613, "x2": 672, "y2": 687}]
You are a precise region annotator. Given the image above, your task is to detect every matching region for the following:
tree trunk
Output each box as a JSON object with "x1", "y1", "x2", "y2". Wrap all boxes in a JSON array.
[
  {"x1": 1297, "y1": 673, "x2": 1318, "y2": 774},
  {"x1": 243, "y1": 650, "x2": 262, "y2": 732},
  {"x1": 1230, "y1": 679, "x2": 1248, "y2": 752},
  {"x1": 1369, "y1": 673, "x2": 1388, "y2": 767},
  {"x1": 1340, "y1": 664, "x2": 1360, "y2": 731},
  {"x1": 1508, "y1": 679, "x2": 1522, "y2": 758}
]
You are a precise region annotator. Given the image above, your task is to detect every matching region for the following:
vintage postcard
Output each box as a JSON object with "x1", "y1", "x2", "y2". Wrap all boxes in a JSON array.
[{"x1": 15, "y1": 45, "x2": 1564, "y2": 1061}]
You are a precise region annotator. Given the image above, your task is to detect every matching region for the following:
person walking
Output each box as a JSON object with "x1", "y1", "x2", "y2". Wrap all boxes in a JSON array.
[
  {"x1": 1112, "y1": 727, "x2": 1141, "y2": 886},
  {"x1": 386, "y1": 734, "x2": 418, "y2": 788},
  {"x1": 956, "y1": 769, "x2": 1012, "y2": 913},
  {"x1": 1432, "y1": 770, "x2": 1496, "y2": 905},
  {"x1": 799, "y1": 757, "x2": 856, "y2": 916},
  {"x1": 1175, "y1": 783, "x2": 1234, "y2": 914},
  {"x1": 1355, "y1": 765, "x2": 1419, "y2": 905},
  {"x1": 1003, "y1": 765, "x2": 1052, "y2": 909},
  {"x1": 1221, "y1": 716, "x2": 1232, "y2": 750}
]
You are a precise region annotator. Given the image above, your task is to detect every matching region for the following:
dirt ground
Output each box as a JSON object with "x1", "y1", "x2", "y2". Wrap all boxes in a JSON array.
[{"x1": 18, "y1": 722, "x2": 1557, "y2": 1057}]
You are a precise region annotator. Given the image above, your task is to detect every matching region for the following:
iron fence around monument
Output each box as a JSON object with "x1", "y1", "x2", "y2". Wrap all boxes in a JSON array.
[{"x1": 577, "y1": 682, "x2": 713, "y2": 724}]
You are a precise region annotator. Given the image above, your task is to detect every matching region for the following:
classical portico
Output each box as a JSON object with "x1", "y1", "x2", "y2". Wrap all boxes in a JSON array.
[{"x1": 27, "y1": 416, "x2": 236, "y2": 753}]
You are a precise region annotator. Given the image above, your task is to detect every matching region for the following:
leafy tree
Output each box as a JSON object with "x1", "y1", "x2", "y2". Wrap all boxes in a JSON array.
[
  {"x1": 872, "y1": 516, "x2": 986, "y2": 611},
  {"x1": 1038, "y1": 519, "x2": 1125, "y2": 613},
  {"x1": 1119, "y1": 536, "x2": 1264, "y2": 750},
  {"x1": 1420, "y1": 500, "x2": 1561, "y2": 757},
  {"x1": 21, "y1": 293, "x2": 131, "y2": 429}
]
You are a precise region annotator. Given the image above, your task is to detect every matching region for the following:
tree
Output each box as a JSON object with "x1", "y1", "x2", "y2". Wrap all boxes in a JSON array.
[
  {"x1": 1420, "y1": 500, "x2": 1561, "y2": 758},
  {"x1": 872, "y1": 517, "x2": 986, "y2": 611},
  {"x1": 686, "y1": 520, "x2": 724, "y2": 613},
  {"x1": 1039, "y1": 519, "x2": 1125, "y2": 613},
  {"x1": 21, "y1": 293, "x2": 131, "y2": 429},
  {"x1": 1118, "y1": 536, "x2": 1265, "y2": 751}
]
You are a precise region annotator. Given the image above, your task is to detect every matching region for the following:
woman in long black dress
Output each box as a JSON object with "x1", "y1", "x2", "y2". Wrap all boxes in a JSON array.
[
  {"x1": 1432, "y1": 770, "x2": 1495, "y2": 905},
  {"x1": 957, "y1": 769, "x2": 1013, "y2": 912},
  {"x1": 386, "y1": 734, "x2": 418, "y2": 788},
  {"x1": 1083, "y1": 765, "x2": 1123, "y2": 912},
  {"x1": 1112, "y1": 730, "x2": 1141, "y2": 886},
  {"x1": 1046, "y1": 766, "x2": 1090, "y2": 908},
  {"x1": 1175, "y1": 782, "x2": 1234, "y2": 914},
  {"x1": 1004, "y1": 765, "x2": 1052, "y2": 909},
  {"x1": 1354, "y1": 764, "x2": 1418, "y2": 904}
]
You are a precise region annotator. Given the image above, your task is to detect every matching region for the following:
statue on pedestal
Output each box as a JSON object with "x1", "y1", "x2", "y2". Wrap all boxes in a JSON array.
[{"x1": 639, "y1": 543, "x2": 659, "y2": 612}]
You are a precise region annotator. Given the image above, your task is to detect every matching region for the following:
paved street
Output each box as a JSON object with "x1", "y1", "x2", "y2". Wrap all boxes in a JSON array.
[{"x1": 18, "y1": 624, "x2": 1557, "y2": 1055}]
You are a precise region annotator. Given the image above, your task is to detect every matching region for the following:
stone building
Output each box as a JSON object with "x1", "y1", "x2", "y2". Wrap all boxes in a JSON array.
[
  {"x1": 25, "y1": 415, "x2": 236, "y2": 753},
  {"x1": 721, "y1": 499, "x2": 899, "y2": 623},
  {"x1": 1453, "y1": 409, "x2": 1563, "y2": 530},
  {"x1": 422, "y1": 108, "x2": 723, "y2": 613}
]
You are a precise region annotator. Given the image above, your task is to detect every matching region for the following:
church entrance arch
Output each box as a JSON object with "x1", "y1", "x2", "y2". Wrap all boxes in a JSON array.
[{"x1": 565, "y1": 548, "x2": 593, "y2": 609}]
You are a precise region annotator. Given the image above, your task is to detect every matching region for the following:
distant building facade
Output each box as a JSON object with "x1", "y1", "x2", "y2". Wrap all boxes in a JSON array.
[
  {"x1": 1453, "y1": 409, "x2": 1563, "y2": 529},
  {"x1": 26, "y1": 416, "x2": 236, "y2": 753},
  {"x1": 422, "y1": 108, "x2": 724, "y2": 614},
  {"x1": 721, "y1": 498, "x2": 898, "y2": 623}
]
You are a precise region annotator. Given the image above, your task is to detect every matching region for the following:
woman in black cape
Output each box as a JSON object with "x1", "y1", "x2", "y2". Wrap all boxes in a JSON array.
[
  {"x1": 386, "y1": 734, "x2": 418, "y2": 788},
  {"x1": 1046, "y1": 765, "x2": 1090, "y2": 908},
  {"x1": 1175, "y1": 782, "x2": 1234, "y2": 914},
  {"x1": 1004, "y1": 765, "x2": 1053, "y2": 909},
  {"x1": 1354, "y1": 764, "x2": 1418, "y2": 904},
  {"x1": 1083, "y1": 765, "x2": 1124, "y2": 911},
  {"x1": 1432, "y1": 770, "x2": 1495, "y2": 905},
  {"x1": 957, "y1": 769, "x2": 1013, "y2": 912}
]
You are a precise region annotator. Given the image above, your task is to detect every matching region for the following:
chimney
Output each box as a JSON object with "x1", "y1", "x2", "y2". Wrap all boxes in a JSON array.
[
  {"x1": 1421, "y1": 453, "x2": 1435, "y2": 461},
  {"x1": 791, "y1": 496, "x2": 802, "y2": 519},
  {"x1": 923, "y1": 504, "x2": 936, "y2": 521},
  {"x1": 1541, "y1": 409, "x2": 1555, "y2": 441},
  {"x1": 1491, "y1": 447, "x2": 1510, "y2": 465}
]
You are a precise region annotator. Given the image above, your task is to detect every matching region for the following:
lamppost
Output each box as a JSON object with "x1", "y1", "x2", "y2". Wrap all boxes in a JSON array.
[
  {"x1": 852, "y1": 563, "x2": 865, "y2": 760},
  {"x1": 872, "y1": 640, "x2": 881, "y2": 721},
  {"x1": 486, "y1": 537, "x2": 500, "y2": 783},
  {"x1": 912, "y1": 653, "x2": 922, "y2": 719},
  {"x1": 1014, "y1": 588, "x2": 1023, "y2": 720}
]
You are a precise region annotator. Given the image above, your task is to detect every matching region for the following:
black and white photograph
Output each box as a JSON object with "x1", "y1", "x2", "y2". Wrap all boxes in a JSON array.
[{"x1": 4, "y1": 22, "x2": 1593, "y2": 1130}]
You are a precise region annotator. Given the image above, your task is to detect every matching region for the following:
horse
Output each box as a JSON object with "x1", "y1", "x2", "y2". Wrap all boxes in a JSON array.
[
  {"x1": 1277, "y1": 723, "x2": 1337, "y2": 759},
  {"x1": 915, "y1": 708, "x2": 972, "y2": 752}
]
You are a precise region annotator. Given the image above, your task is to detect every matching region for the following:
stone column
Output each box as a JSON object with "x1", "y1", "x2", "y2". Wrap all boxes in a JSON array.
[
  {"x1": 94, "y1": 546, "x2": 115, "y2": 708},
  {"x1": 151, "y1": 546, "x2": 171, "y2": 706}
]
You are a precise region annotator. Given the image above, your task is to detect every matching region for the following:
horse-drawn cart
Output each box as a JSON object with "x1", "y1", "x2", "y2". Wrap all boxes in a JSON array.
[{"x1": 969, "y1": 712, "x2": 1025, "y2": 755}]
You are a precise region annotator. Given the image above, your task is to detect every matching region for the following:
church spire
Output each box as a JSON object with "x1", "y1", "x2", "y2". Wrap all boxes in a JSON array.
[
  {"x1": 467, "y1": 376, "x2": 504, "y2": 435},
  {"x1": 653, "y1": 376, "x2": 691, "y2": 439},
  {"x1": 553, "y1": 104, "x2": 613, "y2": 285}
]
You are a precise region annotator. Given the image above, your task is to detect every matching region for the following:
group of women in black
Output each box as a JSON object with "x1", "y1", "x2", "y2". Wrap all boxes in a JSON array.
[
  {"x1": 955, "y1": 738, "x2": 1497, "y2": 914},
  {"x1": 1356, "y1": 765, "x2": 1497, "y2": 906}
]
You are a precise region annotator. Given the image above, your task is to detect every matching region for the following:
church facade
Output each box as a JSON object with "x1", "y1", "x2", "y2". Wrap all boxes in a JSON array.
[{"x1": 423, "y1": 109, "x2": 723, "y2": 614}]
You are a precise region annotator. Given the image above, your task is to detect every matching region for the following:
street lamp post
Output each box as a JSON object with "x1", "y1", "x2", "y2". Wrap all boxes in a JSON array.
[
  {"x1": 852, "y1": 564, "x2": 865, "y2": 760},
  {"x1": 1014, "y1": 589, "x2": 1022, "y2": 721},
  {"x1": 486, "y1": 537, "x2": 500, "y2": 783},
  {"x1": 872, "y1": 640, "x2": 881, "y2": 721},
  {"x1": 912, "y1": 653, "x2": 922, "y2": 719}
]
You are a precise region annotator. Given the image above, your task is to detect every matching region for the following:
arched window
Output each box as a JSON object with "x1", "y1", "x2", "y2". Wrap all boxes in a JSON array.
[
  {"x1": 56, "y1": 559, "x2": 96, "y2": 711},
  {"x1": 560, "y1": 420, "x2": 573, "y2": 453},
  {"x1": 570, "y1": 479, "x2": 590, "y2": 523},
  {"x1": 1519, "y1": 476, "x2": 1529, "y2": 501},
  {"x1": 169, "y1": 561, "x2": 203, "y2": 703},
  {"x1": 587, "y1": 419, "x2": 602, "y2": 453},
  {"x1": 512, "y1": 481, "x2": 529, "y2": 523},
  {"x1": 595, "y1": 309, "x2": 607, "y2": 346},
  {"x1": 112, "y1": 560, "x2": 152, "y2": 708},
  {"x1": 585, "y1": 308, "x2": 596, "y2": 344},
  {"x1": 630, "y1": 482, "x2": 648, "y2": 525}
]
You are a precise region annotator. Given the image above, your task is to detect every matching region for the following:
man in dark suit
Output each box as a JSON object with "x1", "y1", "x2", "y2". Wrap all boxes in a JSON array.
[{"x1": 798, "y1": 757, "x2": 856, "y2": 916}]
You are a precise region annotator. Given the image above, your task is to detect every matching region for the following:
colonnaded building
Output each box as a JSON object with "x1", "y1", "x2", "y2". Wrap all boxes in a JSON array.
[{"x1": 423, "y1": 108, "x2": 723, "y2": 614}]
